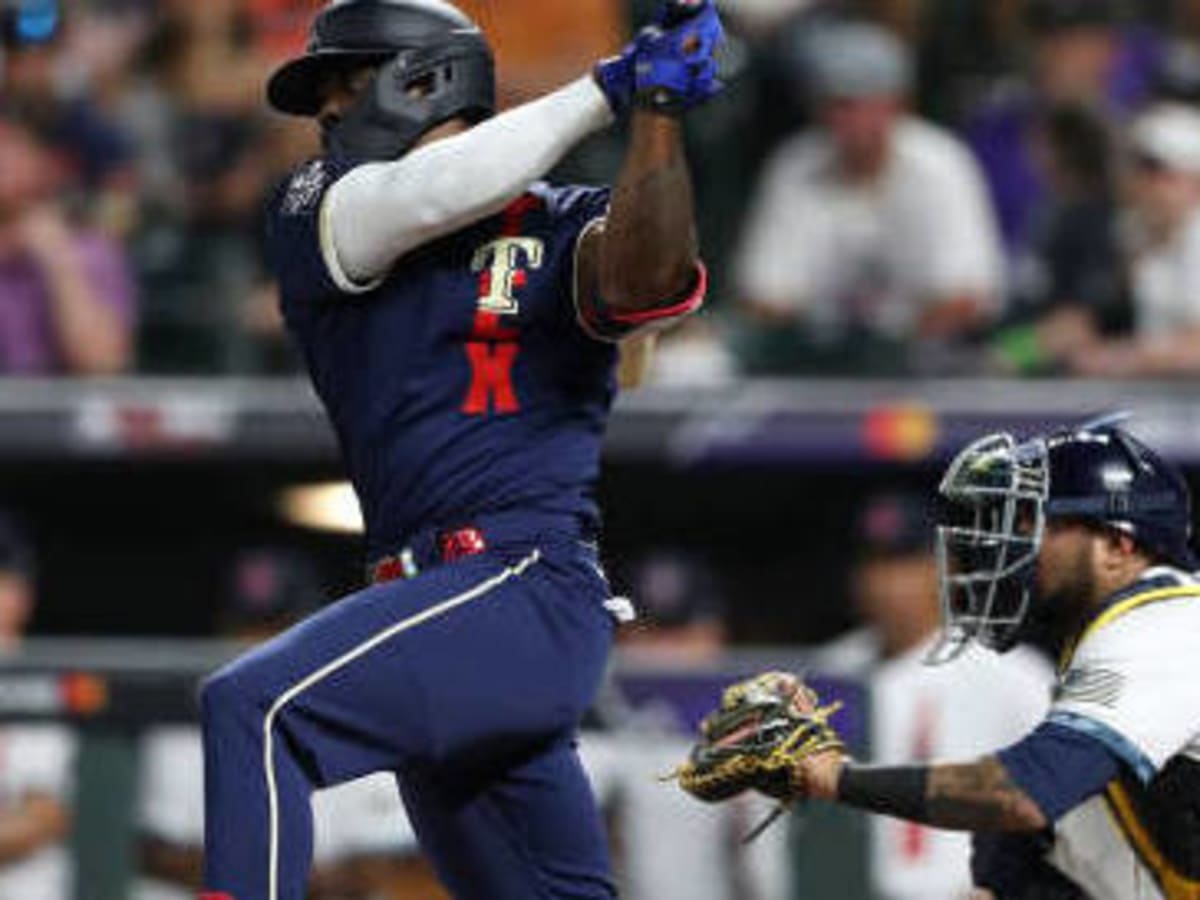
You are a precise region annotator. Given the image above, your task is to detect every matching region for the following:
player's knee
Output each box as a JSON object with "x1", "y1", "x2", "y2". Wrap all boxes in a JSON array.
[{"x1": 200, "y1": 659, "x2": 270, "y2": 727}]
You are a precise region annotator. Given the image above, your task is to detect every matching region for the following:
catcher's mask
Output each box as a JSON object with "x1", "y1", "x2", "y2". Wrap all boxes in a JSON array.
[
  {"x1": 927, "y1": 432, "x2": 1049, "y2": 664},
  {"x1": 266, "y1": 0, "x2": 495, "y2": 161},
  {"x1": 928, "y1": 420, "x2": 1198, "y2": 663}
]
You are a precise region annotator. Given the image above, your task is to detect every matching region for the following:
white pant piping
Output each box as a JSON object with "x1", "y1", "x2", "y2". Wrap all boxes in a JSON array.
[{"x1": 261, "y1": 550, "x2": 542, "y2": 900}]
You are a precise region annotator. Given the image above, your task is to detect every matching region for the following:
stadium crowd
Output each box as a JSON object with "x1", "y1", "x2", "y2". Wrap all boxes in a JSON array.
[{"x1": 3, "y1": 0, "x2": 1200, "y2": 380}]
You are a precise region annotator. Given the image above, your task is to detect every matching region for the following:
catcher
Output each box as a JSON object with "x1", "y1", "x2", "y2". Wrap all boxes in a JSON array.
[{"x1": 677, "y1": 423, "x2": 1200, "y2": 900}]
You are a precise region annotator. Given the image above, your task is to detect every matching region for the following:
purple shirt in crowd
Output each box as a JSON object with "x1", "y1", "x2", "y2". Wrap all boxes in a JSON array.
[
  {"x1": 0, "y1": 233, "x2": 137, "y2": 374},
  {"x1": 965, "y1": 27, "x2": 1163, "y2": 253}
]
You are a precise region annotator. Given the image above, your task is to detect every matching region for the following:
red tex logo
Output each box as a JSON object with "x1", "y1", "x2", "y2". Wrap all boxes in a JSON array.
[{"x1": 462, "y1": 197, "x2": 545, "y2": 416}]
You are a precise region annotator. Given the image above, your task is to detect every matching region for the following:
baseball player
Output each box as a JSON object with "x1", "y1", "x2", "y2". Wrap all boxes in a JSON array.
[
  {"x1": 200, "y1": 2, "x2": 719, "y2": 898},
  {"x1": 0, "y1": 514, "x2": 75, "y2": 900},
  {"x1": 679, "y1": 422, "x2": 1200, "y2": 899}
]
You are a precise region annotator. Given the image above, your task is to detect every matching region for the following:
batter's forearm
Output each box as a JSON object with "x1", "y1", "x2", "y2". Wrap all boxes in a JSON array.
[
  {"x1": 835, "y1": 757, "x2": 1048, "y2": 832},
  {"x1": 599, "y1": 112, "x2": 699, "y2": 312}
]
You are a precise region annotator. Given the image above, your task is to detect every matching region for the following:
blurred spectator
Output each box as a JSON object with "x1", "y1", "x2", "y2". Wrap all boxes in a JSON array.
[
  {"x1": 0, "y1": 513, "x2": 77, "y2": 900},
  {"x1": 130, "y1": 0, "x2": 301, "y2": 373},
  {"x1": 456, "y1": 0, "x2": 624, "y2": 105},
  {"x1": 1072, "y1": 103, "x2": 1200, "y2": 376},
  {"x1": 963, "y1": 0, "x2": 1159, "y2": 255},
  {"x1": 735, "y1": 21, "x2": 1004, "y2": 375},
  {"x1": 137, "y1": 547, "x2": 448, "y2": 900},
  {"x1": 0, "y1": 116, "x2": 137, "y2": 375},
  {"x1": 1151, "y1": 0, "x2": 1200, "y2": 103},
  {"x1": 992, "y1": 103, "x2": 1132, "y2": 374},
  {"x1": 814, "y1": 493, "x2": 1052, "y2": 900},
  {"x1": 0, "y1": 4, "x2": 142, "y2": 234},
  {"x1": 244, "y1": 0, "x2": 310, "y2": 61}
]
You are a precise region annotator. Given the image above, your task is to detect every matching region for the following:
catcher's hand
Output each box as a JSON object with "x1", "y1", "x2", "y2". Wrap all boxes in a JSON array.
[{"x1": 672, "y1": 672, "x2": 846, "y2": 805}]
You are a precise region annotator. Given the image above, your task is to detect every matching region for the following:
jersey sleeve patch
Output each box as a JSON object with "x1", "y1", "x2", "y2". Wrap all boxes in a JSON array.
[
  {"x1": 281, "y1": 160, "x2": 331, "y2": 217},
  {"x1": 1053, "y1": 665, "x2": 1126, "y2": 709},
  {"x1": 575, "y1": 253, "x2": 708, "y2": 344},
  {"x1": 268, "y1": 157, "x2": 371, "y2": 306},
  {"x1": 998, "y1": 720, "x2": 1123, "y2": 821}
]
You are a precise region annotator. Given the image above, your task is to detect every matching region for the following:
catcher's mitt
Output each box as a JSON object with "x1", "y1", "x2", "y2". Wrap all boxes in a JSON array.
[{"x1": 671, "y1": 672, "x2": 845, "y2": 806}]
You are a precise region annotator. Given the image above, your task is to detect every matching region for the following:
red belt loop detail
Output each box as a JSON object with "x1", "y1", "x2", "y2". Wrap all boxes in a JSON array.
[
  {"x1": 371, "y1": 557, "x2": 407, "y2": 585},
  {"x1": 439, "y1": 527, "x2": 488, "y2": 563}
]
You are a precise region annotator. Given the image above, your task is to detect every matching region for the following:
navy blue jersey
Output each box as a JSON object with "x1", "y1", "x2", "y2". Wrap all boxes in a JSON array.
[{"x1": 268, "y1": 158, "x2": 630, "y2": 560}]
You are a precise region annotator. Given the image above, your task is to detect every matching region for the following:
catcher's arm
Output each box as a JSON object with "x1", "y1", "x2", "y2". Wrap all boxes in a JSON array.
[
  {"x1": 674, "y1": 673, "x2": 1061, "y2": 833},
  {"x1": 807, "y1": 717, "x2": 1128, "y2": 833},
  {"x1": 803, "y1": 756, "x2": 1048, "y2": 832}
]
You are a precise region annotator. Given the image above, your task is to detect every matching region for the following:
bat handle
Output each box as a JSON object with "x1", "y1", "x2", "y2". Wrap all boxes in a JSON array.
[{"x1": 661, "y1": 0, "x2": 706, "y2": 27}]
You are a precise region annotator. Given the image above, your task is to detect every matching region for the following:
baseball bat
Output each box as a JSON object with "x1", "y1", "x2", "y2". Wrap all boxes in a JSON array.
[{"x1": 661, "y1": 0, "x2": 706, "y2": 27}]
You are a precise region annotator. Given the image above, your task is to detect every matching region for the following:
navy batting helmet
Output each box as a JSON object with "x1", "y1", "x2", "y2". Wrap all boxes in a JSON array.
[
  {"x1": 267, "y1": 0, "x2": 495, "y2": 159},
  {"x1": 930, "y1": 420, "x2": 1197, "y2": 661}
]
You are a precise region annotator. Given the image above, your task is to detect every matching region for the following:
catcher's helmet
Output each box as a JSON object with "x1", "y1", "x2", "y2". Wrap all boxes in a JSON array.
[
  {"x1": 267, "y1": 0, "x2": 494, "y2": 158},
  {"x1": 930, "y1": 420, "x2": 1197, "y2": 661}
]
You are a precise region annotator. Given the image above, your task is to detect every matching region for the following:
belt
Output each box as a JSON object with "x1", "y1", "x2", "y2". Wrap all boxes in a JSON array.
[
  {"x1": 369, "y1": 526, "x2": 487, "y2": 584},
  {"x1": 368, "y1": 512, "x2": 591, "y2": 585}
]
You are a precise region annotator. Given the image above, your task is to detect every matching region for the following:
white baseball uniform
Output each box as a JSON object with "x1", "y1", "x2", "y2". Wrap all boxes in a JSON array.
[
  {"x1": 1043, "y1": 567, "x2": 1200, "y2": 899},
  {"x1": 0, "y1": 725, "x2": 75, "y2": 900}
]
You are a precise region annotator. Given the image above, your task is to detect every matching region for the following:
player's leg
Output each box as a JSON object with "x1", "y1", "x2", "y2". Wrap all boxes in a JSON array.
[
  {"x1": 398, "y1": 735, "x2": 616, "y2": 900},
  {"x1": 200, "y1": 543, "x2": 613, "y2": 900},
  {"x1": 202, "y1": 673, "x2": 317, "y2": 900}
]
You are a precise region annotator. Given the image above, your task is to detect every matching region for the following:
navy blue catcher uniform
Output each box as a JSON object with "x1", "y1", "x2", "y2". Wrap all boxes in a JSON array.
[{"x1": 201, "y1": 79, "x2": 706, "y2": 900}]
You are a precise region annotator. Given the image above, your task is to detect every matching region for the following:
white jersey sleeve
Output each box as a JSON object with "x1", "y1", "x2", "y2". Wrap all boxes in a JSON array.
[
  {"x1": 325, "y1": 77, "x2": 614, "y2": 285},
  {"x1": 1050, "y1": 591, "x2": 1200, "y2": 781}
]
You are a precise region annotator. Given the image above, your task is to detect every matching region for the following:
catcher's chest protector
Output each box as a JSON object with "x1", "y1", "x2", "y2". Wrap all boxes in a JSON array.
[{"x1": 1111, "y1": 755, "x2": 1200, "y2": 881}]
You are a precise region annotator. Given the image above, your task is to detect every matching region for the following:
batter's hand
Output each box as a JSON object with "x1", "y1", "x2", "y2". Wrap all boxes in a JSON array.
[{"x1": 593, "y1": 0, "x2": 724, "y2": 117}]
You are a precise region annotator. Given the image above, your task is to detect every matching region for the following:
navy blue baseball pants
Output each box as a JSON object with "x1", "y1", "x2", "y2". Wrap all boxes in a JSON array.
[{"x1": 200, "y1": 535, "x2": 616, "y2": 899}]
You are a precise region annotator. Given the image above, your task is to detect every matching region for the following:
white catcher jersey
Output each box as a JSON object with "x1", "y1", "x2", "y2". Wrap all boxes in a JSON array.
[{"x1": 1046, "y1": 567, "x2": 1200, "y2": 899}]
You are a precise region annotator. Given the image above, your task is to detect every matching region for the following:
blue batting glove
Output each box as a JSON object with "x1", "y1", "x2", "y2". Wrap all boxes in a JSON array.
[
  {"x1": 594, "y1": 0, "x2": 724, "y2": 118},
  {"x1": 634, "y1": 0, "x2": 724, "y2": 115}
]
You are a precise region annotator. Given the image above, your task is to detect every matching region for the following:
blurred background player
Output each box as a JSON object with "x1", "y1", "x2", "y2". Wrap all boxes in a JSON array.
[
  {"x1": 963, "y1": 0, "x2": 1141, "y2": 258},
  {"x1": 735, "y1": 20, "x2": 1005, "y2": 376},
  {"x1": 814, "y1": 493, "x2": 1052, "y2": 900},
  {"x1": 587, "y1": 550, "x2": 789, "y2": 900},
  {"x1": 1071, "y1": 102, "x2": 1200, "y2": 377},
  {"x1": 137, "y1": 547, "x2": 443, "y2": 900},
  {"x1": 0, "y1": 513, "x2": 76, "y2": 900},
  {"x1": 989, "y1": 102, "x2": 1131, "y2": 376}
]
